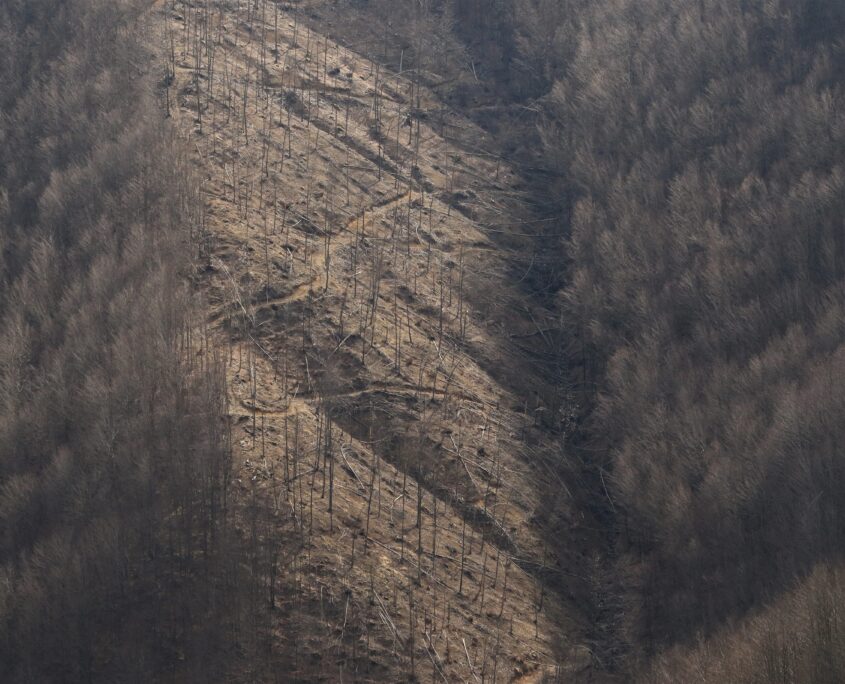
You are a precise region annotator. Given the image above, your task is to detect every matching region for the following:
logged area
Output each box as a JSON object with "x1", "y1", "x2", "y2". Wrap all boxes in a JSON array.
[{"x1": 164, "y1": 1, "x2": 605, "y2": 680}]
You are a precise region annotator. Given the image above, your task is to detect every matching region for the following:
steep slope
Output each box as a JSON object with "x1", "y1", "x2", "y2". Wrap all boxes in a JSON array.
[{"x1": 163, "y1": 1, "x2": 605, "y2": 680}]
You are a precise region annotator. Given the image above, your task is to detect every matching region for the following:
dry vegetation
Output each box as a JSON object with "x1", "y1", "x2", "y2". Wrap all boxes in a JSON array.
[{"x1": 163, "y1": 0, "x2": 601, "y2": 680}]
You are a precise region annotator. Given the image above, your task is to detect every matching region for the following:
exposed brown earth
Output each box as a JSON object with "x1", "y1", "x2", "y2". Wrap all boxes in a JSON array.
[{"x1": 164, "y1": 1, "x2": 603, "y2": 680}]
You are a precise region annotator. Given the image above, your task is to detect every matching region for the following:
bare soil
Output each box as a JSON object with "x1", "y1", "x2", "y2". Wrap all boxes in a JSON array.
[{"x1": 164, "y1": 1, "x2": 607, "y2": 680}]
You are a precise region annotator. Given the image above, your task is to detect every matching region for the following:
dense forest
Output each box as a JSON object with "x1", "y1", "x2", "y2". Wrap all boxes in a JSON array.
[
  {"x1": 4, "y1": 0, "x2": 845, "y2": 681},
  {"x1": 0, "y1": 1, "x2": 265, "y2": 680}
]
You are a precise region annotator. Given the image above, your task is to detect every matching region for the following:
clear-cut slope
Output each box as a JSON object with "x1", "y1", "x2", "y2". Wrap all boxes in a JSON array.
[{"x1": 164, "y1": 1, "x2": 599, "y2": 680}]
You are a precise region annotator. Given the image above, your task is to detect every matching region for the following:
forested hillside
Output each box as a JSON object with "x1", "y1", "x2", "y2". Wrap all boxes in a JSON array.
[
  {"x1": 450, "y1": 0, "x2": 845, "y2": 678},
  {"x1": 546, "y1": 0, "x2": 845, "y2": 648},
  {"x1": 4, "y1": 0, "x2": 845, "y2": 681},
  {"x1": 0, "y1": 1, "x2": 244, "y2": 680}
]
